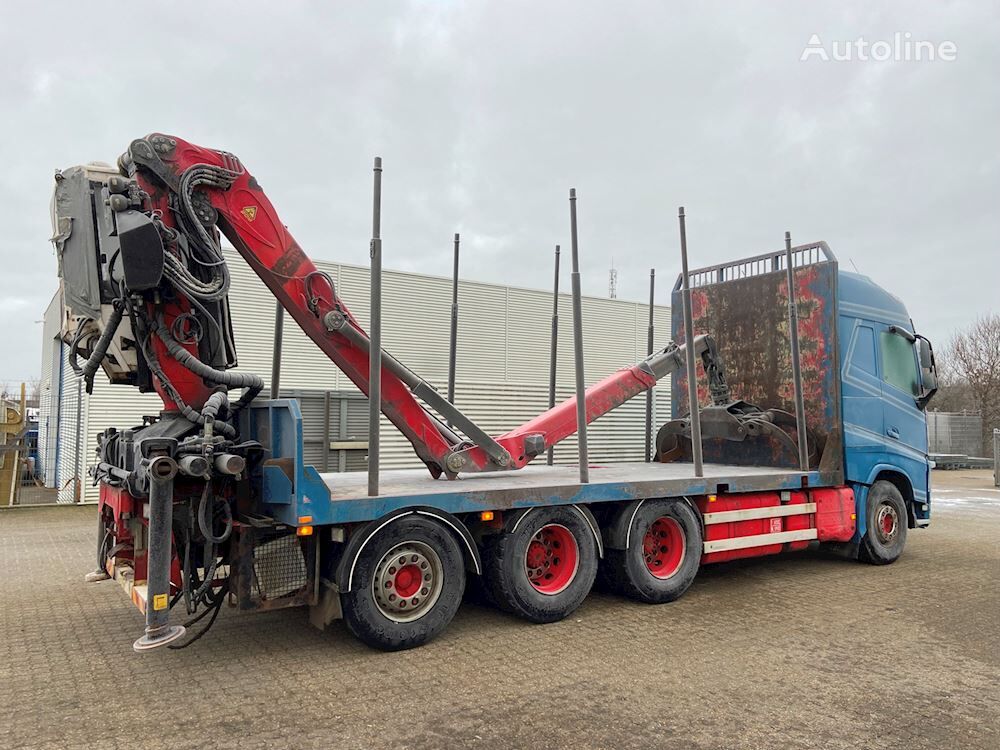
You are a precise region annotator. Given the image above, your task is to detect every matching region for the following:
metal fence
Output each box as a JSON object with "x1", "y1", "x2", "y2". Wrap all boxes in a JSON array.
[
  {"x1": 2, "y1": 394, "x2": 57, "y2": 505},
  {"x1": 927, "y1": 411, "x2": 983, "y2": 457}
]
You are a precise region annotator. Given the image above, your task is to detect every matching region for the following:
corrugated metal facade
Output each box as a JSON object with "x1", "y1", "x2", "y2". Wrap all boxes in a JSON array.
[
  {"x1": 41, "y1": 249, "x2": 671, "y2": 502},
  {"x1": 55, "y1": 348, "x2": 85, "y2": 503},
  {"x1": 37, "y1": 294, "x2": 61, "y2": 486}
]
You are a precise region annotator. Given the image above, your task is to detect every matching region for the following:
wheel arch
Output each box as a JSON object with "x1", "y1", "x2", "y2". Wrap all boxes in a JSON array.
[
  {"x1": 335, "y1": 508, "x2": 481, "y2": 593},
  {"x1": 868, "y1": 466, "x2": 916, "y2": 528},
  {"x1": 602, "y1": 496, "x2": 702, "y2": 551},
  {"x1": 506, "y1": 504, "x2": 604, "y2": 558}
]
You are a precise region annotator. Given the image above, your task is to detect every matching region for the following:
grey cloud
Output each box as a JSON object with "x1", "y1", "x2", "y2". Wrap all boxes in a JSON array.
[{"x1": 0, "y1": 1, "x2": 996, "y2": 381}]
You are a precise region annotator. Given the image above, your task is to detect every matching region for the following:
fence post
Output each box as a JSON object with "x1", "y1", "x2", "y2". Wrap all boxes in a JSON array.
[{"x1": 994, "y1": 429, "x2": 999, "y2": 487}]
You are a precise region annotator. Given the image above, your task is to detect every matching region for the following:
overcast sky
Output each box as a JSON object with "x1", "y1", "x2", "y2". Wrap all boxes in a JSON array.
[{"x1": 1, "y1": 1, "x2": 996, "y2": 383}]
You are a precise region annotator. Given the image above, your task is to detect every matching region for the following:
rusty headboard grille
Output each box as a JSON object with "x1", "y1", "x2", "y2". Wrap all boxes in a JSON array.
[{"x1": 681, "y1": 242, "x2": 836, "y2": 290}]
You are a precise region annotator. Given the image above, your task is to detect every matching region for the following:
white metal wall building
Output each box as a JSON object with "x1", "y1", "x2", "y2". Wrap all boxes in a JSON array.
[{"x1": 39, "y1": 249, "x2": 671, "y2": 503}]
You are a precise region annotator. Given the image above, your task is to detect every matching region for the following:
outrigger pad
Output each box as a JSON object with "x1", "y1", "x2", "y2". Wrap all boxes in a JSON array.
[{"x1": 133, "y1": 625, "x2": 186, "y2": 652}]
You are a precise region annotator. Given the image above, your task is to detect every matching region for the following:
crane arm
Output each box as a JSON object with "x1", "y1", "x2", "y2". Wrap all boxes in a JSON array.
[
  {"x1": 119, "y1": 134, "x2": 473, "y2": 477},
  {"x1": 68, "y1": 133, "x2": 712, "y2": 479}
]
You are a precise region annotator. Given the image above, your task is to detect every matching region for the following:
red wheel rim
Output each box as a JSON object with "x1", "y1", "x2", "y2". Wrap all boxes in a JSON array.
[
  {"x1": 643, "y1": 516, "x2": 685, "y2": 579},
  {"x1": 875, "y1": 503, "x2": 899, "y2": 543},
  {"x1": 524, "y1": 524, "x2": 579, "y2": 595},
  {"x1": 393, "y1": 564, "x2": 422, "y2": 599}
]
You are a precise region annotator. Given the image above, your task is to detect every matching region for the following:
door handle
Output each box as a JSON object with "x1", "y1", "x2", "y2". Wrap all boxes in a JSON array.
[{"x1": 886, "y1": 426, "x2": 900, "y2": 440}]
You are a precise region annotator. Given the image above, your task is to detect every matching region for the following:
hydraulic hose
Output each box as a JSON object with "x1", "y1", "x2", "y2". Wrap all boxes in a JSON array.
[
  {"x1": 136, "y1": 324, "x2": 238, "y2": 438},
  {"x1": 200, "y1": 391, "x2": 229, "y2": 422},
  {"x1": 66, "y1": 307, "x2": 123, "y2": 393},
  {"x1": 197, "y1": 481, "x2": 233, "y2": 545},
  {"x1": 154, "y1": 317, "x2": 263, "y2": 417},
  {"x1": 67, "y1": 318, "x2": 93, "y2": 375},
  {"x1": 80, "y1": 304, "x2": 124, "y2": 393}
]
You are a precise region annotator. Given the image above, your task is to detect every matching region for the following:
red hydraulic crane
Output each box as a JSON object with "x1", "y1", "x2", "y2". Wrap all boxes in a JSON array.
[{"x1": 92, "y1": 133, "x2": 709, "y2": 480}]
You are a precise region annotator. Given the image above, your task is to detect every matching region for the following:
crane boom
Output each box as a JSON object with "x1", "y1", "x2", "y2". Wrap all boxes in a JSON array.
[{"x1": 60, "y1": 133, "x2": 705, "y2": 479}]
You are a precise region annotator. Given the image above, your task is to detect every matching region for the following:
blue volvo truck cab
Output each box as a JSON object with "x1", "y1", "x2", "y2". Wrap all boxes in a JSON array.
[
  {"x1": 838, "y1": 270, "x2": 938, "y2": 537},
  {"x1": 674, "y1": 241, "x2": 938, "y2": 564}
]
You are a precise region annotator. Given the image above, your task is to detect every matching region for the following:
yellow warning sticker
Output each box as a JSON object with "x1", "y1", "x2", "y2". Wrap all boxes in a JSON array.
[
  {"x1": 152, "y1": 593, "x2": 169, "y2": 611},
  {"x1": 241, "y1": 205, "x2": 258, "y2": 222}
]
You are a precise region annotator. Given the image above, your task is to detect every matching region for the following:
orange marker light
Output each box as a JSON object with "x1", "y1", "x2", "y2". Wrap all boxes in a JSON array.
[
  {"x1": 297, "y1": 525, "x2": 314, "y2": 537},
  {"x1": 850, "y1": 513, "x2": 857, "y2": 520},
  {"x1": 480, "y1": 511, "x2": 495, "y2": 522},
  {"x1": 298, "y1": 516, "x2": 313, "y2": 524},
  {"x1": 707, "y1": 494, "x2": 717, "y2": 503}
]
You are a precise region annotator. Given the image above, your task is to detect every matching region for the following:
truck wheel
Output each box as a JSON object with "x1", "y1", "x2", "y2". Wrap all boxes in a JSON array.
[
  {"x1": 600, "y1": 499, "x2": 702, "y2": 603},
  {"x1": 483, "y1": 506, "x2": 598, "y2": 624},
  {"x1": 341, "y1": 516, "x2": 465, "y2": 651},
  {"x1": 859, "y1": 480, "x2": 908, "y2": 565}
]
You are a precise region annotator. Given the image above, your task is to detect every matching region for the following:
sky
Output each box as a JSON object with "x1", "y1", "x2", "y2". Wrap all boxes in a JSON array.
[{"x1": 0, "y1": 1, "x2": 997, "y2": 383}]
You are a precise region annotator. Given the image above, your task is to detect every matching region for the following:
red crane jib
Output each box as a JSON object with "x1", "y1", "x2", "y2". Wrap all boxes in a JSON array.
[{"x1": 130, "y1": 134, "x2": 675, "y2": 479}]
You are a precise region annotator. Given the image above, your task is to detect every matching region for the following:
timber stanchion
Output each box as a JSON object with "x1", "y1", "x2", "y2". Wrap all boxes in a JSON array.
[
  {"x1": 447, "y1": 232, "x2": 460, "y2": 412},
  {"x1": 784, "y1": 231, "x2": 809, "y2": 471},
  {"x1": 569, "y1": 190, "x2": 589, "y2": 483},
  {"x1": 547, "y1": 245, "x2": 561, "y2": 466},
  {"x1": 270, "y1": 302, "x2": 284, "y2": 399},
  {"x1": 133, "y1": 455, "x2": 183, "y2": 651},
  {"x1": 645, "y1": 268, "x2": 655, "y2": 462},
  {"x1": 368, "y1": 157, "x2": 383, "y2": 497},
  {"x1": 678, "y1": 207, "x2": 704, "y2": 478}
]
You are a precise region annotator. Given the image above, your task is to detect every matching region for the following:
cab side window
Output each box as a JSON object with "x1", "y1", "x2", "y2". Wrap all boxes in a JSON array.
[
  {"x1": 879, "y1": 332, "x2": 919, "y2": 396},
  {"x1": 852, "y1": 325, "x2": 878, "y2": 376}
]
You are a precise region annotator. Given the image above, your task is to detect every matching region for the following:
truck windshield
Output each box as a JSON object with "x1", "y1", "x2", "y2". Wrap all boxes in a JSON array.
[{"x1": 879, "y1": 332, "x2": 919, "y2": 396}]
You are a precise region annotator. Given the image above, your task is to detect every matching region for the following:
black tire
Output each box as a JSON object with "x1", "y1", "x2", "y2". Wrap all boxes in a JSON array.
[
  {"x1": 600, "y1": 499, "x2": 702, "y2": 603},
  {"x1": 483, "y1": 506, "x2": 598, "y2": 624},
  {"x1": 341, "y1": 516, "x2": 465, "y2": 651},
  {"x1": 859, "y1": 480, "x2": 908, "y2": 565}
]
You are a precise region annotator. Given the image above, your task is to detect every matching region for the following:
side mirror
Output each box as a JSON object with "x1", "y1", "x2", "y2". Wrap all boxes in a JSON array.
[{"x1": 915, "y1": 335, "x2": 938, "y2": 410}]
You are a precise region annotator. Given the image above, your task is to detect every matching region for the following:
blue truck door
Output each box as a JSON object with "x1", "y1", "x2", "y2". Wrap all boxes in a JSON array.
[
  {"x1": 874, "y1": 324, "x2": 930, "y2": 509},
  {"x1": 841, "y1": 320, "x2": 885, "y2": 460}
]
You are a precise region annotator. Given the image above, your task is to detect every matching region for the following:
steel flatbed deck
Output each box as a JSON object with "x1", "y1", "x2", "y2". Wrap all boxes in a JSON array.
[{"x1": 309, "y1": 462, "x2": 825, "y2": 525}]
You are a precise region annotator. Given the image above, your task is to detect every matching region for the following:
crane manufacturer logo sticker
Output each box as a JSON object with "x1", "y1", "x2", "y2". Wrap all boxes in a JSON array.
[
  {"x1": 274, "y1": 242, "x2": 307, "y2": 277},
  {"x1": 241, "y1": 205, "x2": 258, "y2": 222}
]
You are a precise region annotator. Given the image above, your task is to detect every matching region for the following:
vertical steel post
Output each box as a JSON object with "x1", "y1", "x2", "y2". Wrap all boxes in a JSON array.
[
  {"x1": 784, "y1": 231, "x2": 810, "y2": 471},
  {"x1": 645, "y1": 268, "x2": 656, "y2": 462},
  {"x1": 74, "y1": 377, "x2": 82, "y2": 503},
  {"x1": 678, "y1": 207, "x2": 704, "y2": 477},
  {"x1": 368, "y1": 157, "x2": 383, "y2": 497},
  {"x1": 133, "y1": 455, "x2": 183, "y2": 651},
  {"x1": 569, "y1": 190, "x2": 589, "y2": 483},
  {"x1": 546, "y1": 245, "x2": 561, "y2": 466},
  {"x1": 339, "y1": 400, "x2": 349, "y2": 473},
  {"x1": 322, "y1": 390, "x2": 331, "y2": 471},
  {"x1": 447, "y1": 233, "x2": 460, "y2": 413},
  {"x1": 270, "y1": 302, "x2": 284, "y2": 400}
]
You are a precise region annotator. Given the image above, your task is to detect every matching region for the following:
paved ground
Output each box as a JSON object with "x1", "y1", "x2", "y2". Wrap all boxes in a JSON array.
[{"x1": 1, "y1": 470, "x2": 997, "y2": 750}]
